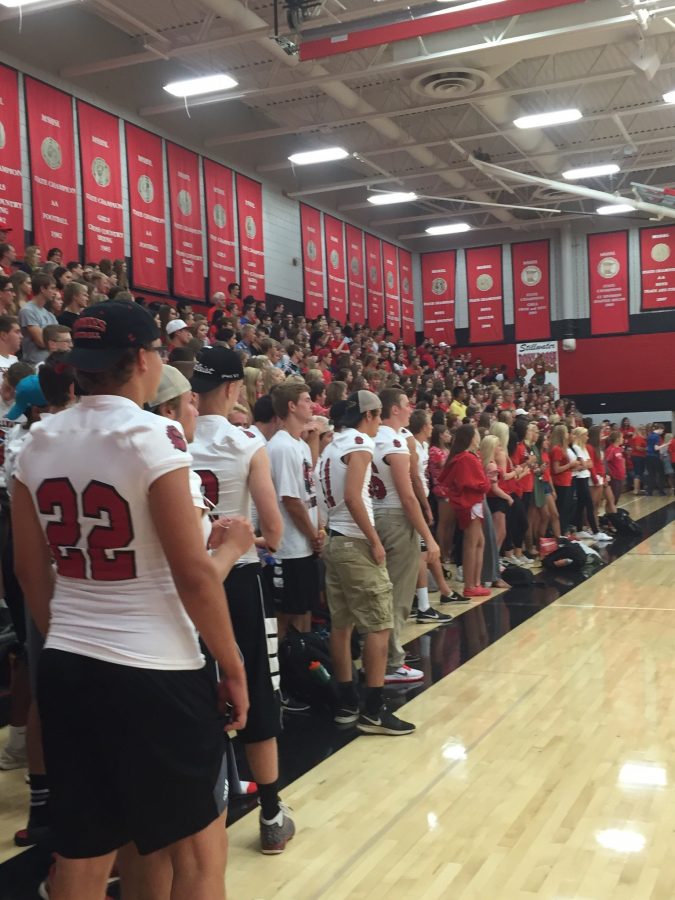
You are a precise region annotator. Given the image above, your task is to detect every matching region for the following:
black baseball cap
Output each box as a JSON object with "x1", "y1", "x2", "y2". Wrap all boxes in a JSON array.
[
  {"x1": 67, "y1": 301, "x2": 160, "y2": 371},
  {"x1": 190, "y1": 346, "x2": 244, "y2": 394}
]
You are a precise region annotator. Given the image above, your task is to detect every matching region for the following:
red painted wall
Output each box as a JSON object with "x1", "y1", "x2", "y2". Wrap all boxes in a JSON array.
[{"x1": 455, "y1": 333, "x2": 675, "y2": 395}]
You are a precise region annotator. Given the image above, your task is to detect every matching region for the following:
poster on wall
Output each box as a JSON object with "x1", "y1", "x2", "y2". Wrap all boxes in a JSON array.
[
  {"x1": 167, "y1": 143, "x2": 204, "y2": 300},
  {"x1": 512, "y1": 240, "x2": 551, "y2": 341},
  {"x1": 516, "y1": 340, "x2": 560, "y2": 397},
  {"x1": 398, "y1": 249, "x2": 415, "y2": 345},
  {"x1": 77, "y1": 102, "x2": 124, "y2": 263},
  {"x1": 421, "y1": 251, "x2": 456, "y2": 344},
  {"x1": 640, "y1": 225, "x2": 675, "y2": 310},
  {"x1": 587, "y1": 231, "x2": 629, "y2": 335},
  {"x1": 25, "y1": 78, "x2": 78, "y2": 260},
  {"x1": 125, "y1": 123, "x2": 167, "y2": 293},
  {"x1": 324, "y1": 214, "x2": 347, "y2": 324},
  {"x1": 203, "y1": 159, "x2": 236, "y2": 297},
  {"x1": 365, "y1": 234, "x2": 384, "y2": 328},
  {"x1": 236, "y1": 173, "x2": 265, "y2": 300},
  {"x1": 466, "y1": 245, "x2": 504, "y2": 343},
  {"x1": 300, "y1": 204, "x2": 324, "y2": 319},
  {"x1": 0, "y1": 66, "x2": 24, "y2": 254},
  {"x1": 346, "y1": 224, "x2": 365, "y2": 324},
  {"x1": 382, "y1": 242, "x2": 401, "y2": 340}
]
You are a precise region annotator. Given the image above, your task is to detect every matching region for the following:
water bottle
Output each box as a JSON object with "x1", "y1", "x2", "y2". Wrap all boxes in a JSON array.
[{"x1": 308, "y1": 661, "x2": 331, "y2": 685}]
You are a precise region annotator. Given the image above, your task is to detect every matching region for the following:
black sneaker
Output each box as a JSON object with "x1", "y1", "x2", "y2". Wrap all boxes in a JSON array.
[
  {"x1": 281, "y1": 694, "x2": 311, "y2": 714},
  {"x1": 408, "y1": 599, "x2": 418, "y2": 618},
  {"x1": 357, "y1": 705, "x2": 416, "y2": 736},
  {"x1": 416, "y1": 607, "x2": 453, "y2": 623},
  {"x1": 440, "y1": 591, "x2": 469, "y2": 604},
  {"x1": 334, "y1": 705, "x2": 359, "y2": 725}
]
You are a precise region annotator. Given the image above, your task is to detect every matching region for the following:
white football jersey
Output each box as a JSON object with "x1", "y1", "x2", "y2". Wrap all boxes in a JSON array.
[
  {"x1": 317, "y1": 427, "x2": 374, "y2": 539},
  {"x1": 190, "y1": 414, "x2": 264, "y2": 565},
  {"x1": 267, "y1": 429, "x2": 317, "y2": 559},
  {"x1": 371, "y1": 424, "x2": 409, "y2": 510},
  {"x1": 15, "y1": 395, "x2": 202, "y2": 670},
  {"x1": 415, "y1": 438, "x2": 430, "y2": 497}
]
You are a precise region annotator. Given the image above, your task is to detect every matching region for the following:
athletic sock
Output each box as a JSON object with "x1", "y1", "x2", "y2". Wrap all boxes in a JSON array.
[
  {"x1": 364, "y1": 686, "x2": 384, "y2": 717},
  {"x1": 28, "y1": 774, "x2": 50, "y2": 830},
  {"x1": 416, "y1": 587, "x2": 430, "y2": 612},
  {"x1": 258, "y1": 781, "x2": 281, "y2": 822},
  {"x1": 337, "y1": 681, "x2": 358, "y2": 708}
]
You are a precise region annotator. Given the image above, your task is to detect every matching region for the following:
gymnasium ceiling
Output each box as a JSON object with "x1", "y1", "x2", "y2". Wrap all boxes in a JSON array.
[{"x1": 2, "y1": 0, "x2": 675, "y2": 250}]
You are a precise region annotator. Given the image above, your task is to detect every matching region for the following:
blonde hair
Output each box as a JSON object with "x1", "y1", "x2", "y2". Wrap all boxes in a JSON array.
[
  {"x1": 262, "y1": 366, "x2": 285, "y2": 394},
  {"x1": 550, "y1": 423, "x2": 569, "y2": 449},
  {"x1": 480, "y1": 434, "x2": 500, "y2": 469},
  {"x1": 243, "y1": 366, "x2": 262, "y2": 408},
  {"x1": 571, "y1": 426, "x2": 588, "y2": 446},
  {"x1": 489, "y1": 420, "x2": 509, "y2": 452}
]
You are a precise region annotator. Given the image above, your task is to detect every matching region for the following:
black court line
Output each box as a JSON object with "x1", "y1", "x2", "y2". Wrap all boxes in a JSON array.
[{"x1": 1, "y1": 501, "x2": 674, "y2": 899}]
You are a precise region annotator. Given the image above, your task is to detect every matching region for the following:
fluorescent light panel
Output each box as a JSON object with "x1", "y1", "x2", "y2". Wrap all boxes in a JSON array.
[
  {"x1": 288, "y1": 147, "x2": 349, "y2": 165},
  {"x1": 514, "y1": 108, "x2": 582, "y2": 129},
  {"x1": 0, "y1": 0, "x2": 62, "y2": 5},
  {"x1": 563, "y1": 163, "x2": 620, "y2": 180},
  {"x1": 664, "y1": 90, "x2": 675, "y2": 104},
  {"x1": 596, "y1": 204, "x2": 635, "y2": 215},
  {"x1": 163, "y1": 74, "x2": 238, "y2": 97},
  {"x1": 426, "y1": 223, "x2": 472, "y2": 235},
  {"x1": 368, "y1": 192, "x2": 418, "y2": 205}
]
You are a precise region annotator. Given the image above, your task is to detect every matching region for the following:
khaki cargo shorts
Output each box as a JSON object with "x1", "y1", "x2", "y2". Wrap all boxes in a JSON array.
[{"x1": 322, "y1": 533, "x2": 394, "y2": 634}]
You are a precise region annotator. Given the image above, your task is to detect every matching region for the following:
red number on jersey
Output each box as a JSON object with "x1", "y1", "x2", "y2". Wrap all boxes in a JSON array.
[
  {"x1": 82, "y1": 481, "x2": 135, "y2": 581},
  {"x1": 195, "y1": 470, "x2": 219, "y2": 510},
  {"x1": 369, "y1": 462, "x2": 386, "y2": 500},
  {"x1": 36, "y1": 478, "x2": 135, "y2": 581},
  {"x1": 36, "y1": 478, "x2": 86, "y2": 578},
  {"x1": 320, "y1": 458, "x2": 336, "y2": 508}
]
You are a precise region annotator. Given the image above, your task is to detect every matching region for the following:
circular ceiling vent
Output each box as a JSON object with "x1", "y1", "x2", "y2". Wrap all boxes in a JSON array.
[
  {"x1": 410, "y1": 68, "x2": 489, "y2": 100},
  {"x1": 533, "y1": 185, "x2": 571, "y2": 203}
]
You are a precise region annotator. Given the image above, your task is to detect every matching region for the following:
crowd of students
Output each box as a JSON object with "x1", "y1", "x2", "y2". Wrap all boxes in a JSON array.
[{"x1": 0, "y1": 235, "x2": 671, "y2": 899}]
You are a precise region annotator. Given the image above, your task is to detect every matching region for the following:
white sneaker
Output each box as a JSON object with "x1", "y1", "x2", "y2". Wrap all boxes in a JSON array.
[
  {"x1": 594, "y1": 532, "x2": 612, "y2": 542},
  {"x1": 384, "y1": 665, "x2": 424, "y2": 684},
  {"x1": 455, "y1": 566, "x2": 464, "y2": 582},
  {"x1": 575, "y1": 530, "x2": 594, "y2": 539},
  {"x1": 513, "y1": 556, "x2": 532, "y2": 567},
  {"x1": 0, "y1": 746, "x2": 27, "y2": 770}
]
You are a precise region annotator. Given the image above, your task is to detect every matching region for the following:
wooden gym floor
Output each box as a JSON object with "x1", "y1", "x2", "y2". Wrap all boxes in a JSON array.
[{"x1": 1, "y1": 495, "x2": 674, "y2": 899}]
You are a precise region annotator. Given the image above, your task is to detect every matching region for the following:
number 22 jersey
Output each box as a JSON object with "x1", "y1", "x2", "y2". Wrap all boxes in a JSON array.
[{"x1": 15, "y1": 395, "x2": 203, "y2": 670}]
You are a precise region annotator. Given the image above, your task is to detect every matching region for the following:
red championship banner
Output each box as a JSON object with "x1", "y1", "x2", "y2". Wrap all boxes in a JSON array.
[
  {"x1": 300, "y1": 204, "x2": 324, "y2": 319},
  {"x1": 383, "y1": 242, "x2": 400, "y2": 340},
  {"x1": 324, "y1": 214, "x2": 347, "y2": 324},
  {"x1": 125, "y1": 124, "x2": 167, "y2": 293},
  {"x1": 236, "y1": 174, "x2": 265, "y2": 300},
  {"x1": 398, "y1": 249, "x2": 415, "y2": 345},
  {"x1": 0, "y1": 66, "x2": 24, "y2": 254},
  {"x1": 346, "y1": 224, "x2": 366, "y2": 324},
  {"x1": 640, "y1": 226, "x2": 675, "y2": 310},
  {"x1": 466, "y1": 245, "x2": 504, "y2": 343},
  {"x1": 167, "y1": 143, "x2": 204, "y2": 300},
  {"x1": 421, "y1": 251, "x2": 456, "y2": 344},
  {"x1": 77, "y1": 102, "x2": 124, "y2": 262},
  {"x1": 365, "y1": 234, "x2": 384, "y2": 328},
  {"x1": 512, "y1": 240, "x2": 551, "y2": 341},
  {"x1": 203, "y1": 159, "x2": 236, "y2": 296},
  {"x1": 587, "y1": 231, "x2": 629, "y2": 335},
  {"x1": 25, "y1": 78, "x2": 78, "y2": 259}
]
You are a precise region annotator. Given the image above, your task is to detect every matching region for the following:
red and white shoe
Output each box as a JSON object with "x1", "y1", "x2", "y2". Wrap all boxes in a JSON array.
[{"x1": 384, "y1": 665, "x2": 424, "y2": 684}]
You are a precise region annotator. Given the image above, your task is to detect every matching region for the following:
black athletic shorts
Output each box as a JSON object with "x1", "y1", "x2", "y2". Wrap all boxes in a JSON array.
[
  {"x1": 224, "y1": 563, "x2": 281, "y2": 744},
  {"x1": 265, "y1": 555, "x2": 320, "y2": 616},
  {"x1": 487, "y1": 495, "x2": 509, "y2": 515},
  {"x1": 37, "y1": 649, "x2": 228, "y2": 859}
]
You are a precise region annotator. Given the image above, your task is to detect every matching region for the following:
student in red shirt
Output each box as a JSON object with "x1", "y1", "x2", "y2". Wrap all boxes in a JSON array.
[
  {"x1": 534, "y1": 432, "x2": 561, "y2": 539},
  {"x1": 605, "y1": 429, "x2": 627, "y2": 505},
  {"x1": 549, "y1": 423, "x2": 578, "y2": 534},
  {"x1": 588, "y1": 424, "x2": 617, "y2": 520},
  {"x1": 630, "y1": 425, "x2": 647, "y2": 495},
  {"x1": 439, "y1": 424, "x2": 491, "y2": 599}
]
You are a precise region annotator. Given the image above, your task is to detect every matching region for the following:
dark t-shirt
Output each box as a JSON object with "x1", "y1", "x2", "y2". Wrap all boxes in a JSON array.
[{"x1": 58, "y1": 310, "x2": 79, "y2": 330}]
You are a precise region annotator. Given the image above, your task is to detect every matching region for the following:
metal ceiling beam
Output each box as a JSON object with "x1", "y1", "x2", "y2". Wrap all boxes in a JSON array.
[
  {"x1": 139, "y1": 0, "x2": 644, "y2": 117},
  {"x1": 397, "y1": 211, "x2": 616, "y2": 239}
]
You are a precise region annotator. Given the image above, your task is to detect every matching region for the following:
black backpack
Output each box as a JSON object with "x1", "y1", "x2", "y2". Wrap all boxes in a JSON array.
[
  {"x1": 278, "y1": 629, "x2": 339, "y2": 709},
  {"x1": 607, "y1": 508, "x2": 642, "y2": 537},
  {"x1": 542, "y1": 539, "x2": 589, "y2": 570},
  {"x1": 501, "y1": 565, "x2": 535, "y2": 586}
]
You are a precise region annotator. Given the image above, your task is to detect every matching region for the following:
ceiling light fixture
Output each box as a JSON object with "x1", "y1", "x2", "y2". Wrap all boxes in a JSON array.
[
  {"x1": 163, "y1": 74, "x2": 238, "y2": 97},
  {"x1": 0, "y1": 0, "x2": 62, "y2": 5},
  {"x1": 596, "y1": 203, "x2": 636, "y2": 215},
  {"x1": 426, "y1": 223, "x2": 472, "y2": 235},
  {"x1": 563, "y1": 164, "x2": 620, "y2": 180},
  {"x1": 368, "y1": 192, "x2": 418, "y2": 205},
  {"x1": 514, "y1": 109, "x2": 583, "y2": 129},
  {"x1": 663, "y1": 90, "x2": 675, "y2": 103},
  {"x1": 288, "y1": 147, "x2": 350, "y2": 165}
]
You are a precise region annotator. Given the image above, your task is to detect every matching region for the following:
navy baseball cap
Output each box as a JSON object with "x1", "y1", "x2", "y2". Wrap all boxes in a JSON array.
[
  {"x1": 67, "y1": 301, "x2": 160, "y2": 371},
  {"x1": 190, "y1": 346, "x2": 244, "y2": 394}
]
